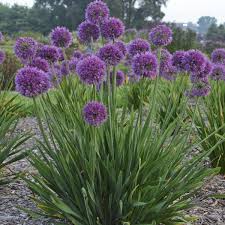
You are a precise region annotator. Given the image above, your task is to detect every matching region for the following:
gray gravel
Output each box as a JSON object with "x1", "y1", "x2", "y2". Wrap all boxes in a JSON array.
[{"x1": 0, "y1": 117, "x2": 225, "y2": 225}]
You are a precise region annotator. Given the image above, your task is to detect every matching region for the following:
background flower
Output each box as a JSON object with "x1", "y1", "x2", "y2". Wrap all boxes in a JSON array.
[{"x1": 127, "y1": 38, "x2": 150, "y2": 57}]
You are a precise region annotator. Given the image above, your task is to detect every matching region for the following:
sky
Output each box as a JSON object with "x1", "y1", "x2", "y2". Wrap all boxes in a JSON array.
[{"x1": 1, "y1": 0, "x2": 225, "y2": 24}]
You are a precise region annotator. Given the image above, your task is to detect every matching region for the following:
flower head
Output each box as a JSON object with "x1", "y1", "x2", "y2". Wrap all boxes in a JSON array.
[
  {"x1": 29, "y1": 57, "x2": 49, "y2": 73},
  {"x1": 149, "y1": 25, "x2": 172, "y2": 47},
  {"x1": 101, "y1": 17, "x2": 125, "y2": 40},
  {"x1": 15, "y1": 67, "x2": 50, "y2": 97},
  {"x1": 69, "y1": 57, "x2": 79, "y2": 73},
  {"x1": 76, "y1": 55, "x2": 106, "y2": 85},
  {"x1": 110, "y1": 70, "x2": 125, "y2": 87},
  {"x1": 14, "y1": 37, "x2": 37, "y2": 62},
  {"x1": 132, "y1": 52, "x2": 158, "y2": 79},
  {"x1": 38, "y1": 45, "x2": 60, "y2": 63},
  {"x1": 187, "y1": 81, "x2": 211, "y2": 97},
  {"x1": 61, "y1": 60, "x2": 70, "y2": 76},
  {"x1": 211, "y1": 48, "x2": 225, "y2": 65},
  {"x1": 48, "y1": 64, "x2": 63, "y2": 86},
  {"x1": 73, "y1": 50, "x2": 83, "y2": 59},
  {"x1": 77, "y1": 21, "x2": 100, "y2": 43},
  {"x1": 210, "y1": 64, "x2": 225, "y2": 81},
  {"x1": 98, "y1": 43, "x2": 123, "y2": 66},
  {"x1": 171, "y1": 50, "x2": 187, "y2": 72},
  {"x1": 85, "y1": 0, "x2": 110, "y2": 24},
  {"x1": 0, "y1": 50, "x2": 5, "y2": 64},
  {"x1": 57, "y1": 48, "x2": 65, "y2": 61},
  {"x1": 127, "y1": 38, "x2": 150, "y2": 57},
  {"x1": 50, "y1": 26, "x2": 73, "y2": 48},
  {"x1": 184, "y1": 50, "x2": 206, "y2": 74},
  {"x1": 114, "y1": 41, "x2": 127, "y2": 57}
]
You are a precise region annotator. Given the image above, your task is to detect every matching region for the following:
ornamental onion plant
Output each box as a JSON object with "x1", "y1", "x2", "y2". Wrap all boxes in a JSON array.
[{"x1": 13, "y1": 1, "x2": 222, "y2": 224}]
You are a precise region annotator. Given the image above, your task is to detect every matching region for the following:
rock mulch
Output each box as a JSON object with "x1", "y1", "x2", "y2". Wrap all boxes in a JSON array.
[{"x1": 0, "y1": 117, "x2": 225, "y2": 225}]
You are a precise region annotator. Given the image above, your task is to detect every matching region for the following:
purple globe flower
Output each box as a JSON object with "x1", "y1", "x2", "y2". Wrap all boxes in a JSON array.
[
  {"x1": 48, "y1": 64, "x2": 63, "y2": 86},
  {"x1": 210, "y1": 64, "x2": 225, "y2": 81},
  {"x1": 80, "y1": 53, "x2": 93, "y2": 60},
  {"x1": 98, "y1": 43, "x2": 123, "y2": 66},
  {"x1": 29, "y1": 57, "x2": 49, "y2": 73},
  {"x1": 160, "y1": 64, "x2": 177, "y2": 81},
  {"x1": 187, "y1": 82, "x2": 211, "y2": 97},
  {"x1": 61, "y1": 60, "x2": 70, "y2": 76},
  {"x1": 14, "y1": 37, "x2": 37, "y2": 62},
  {"x1": 149, "y1": 25, "x2": 173, "y2": 47},
  {"x1": 15, "y1": 67, "x2": 50, "y2": 97},
  {"x1": 132, "y1": 52, "x2": 158, "y2": 79},
  {"x1": 110, "y1": 70, "x2": 125, "y2": 87},
  {"x1": 0, "y1": 32, "x2": 4, "y2": 42},
  {"x1": 211, "y1": 48, "x2": 225, "y2": 65},
  {"x1": 38, "y1": 45, "x2": 60, "y2": 63},
  {"x1": 69, "y1": 57, "x2": 79, "y2": 73},
  {"x1": 50, "y1": 26, "x2": 73, "y2": 48},
  {"x1": 85, "y1": 0, "x2": 110, "y2": 24},
  {"x1": 0, "y1": 50, "x2": 5, "y2": 64},
  {"x1": 114, "y1": 41, "x2": 127, "y2": 57},
  {"x1": 57, "y1": 48, "x2": 65, "y2": 61},
  {"x1": 127, "y1": 38, "x2": 150, "y2": 57},
  {"x1": 101, "y1": 17, "x2": 125, "y2": 40},
  {"x1": 184, "y1": 50, "x2": 206, "y2": 74},
  {"x1": 77, "y1": 21, "x2": 100, "y2": 44},
  {"x1": 171, "y1": 51, "x2": 187, "y2": 72},
  {"x1": 73, "y1": 50, "x2": 82, "y2": 59},
  {"x1": 76, "y1": 55, "x2": 106, "y2": 85}
]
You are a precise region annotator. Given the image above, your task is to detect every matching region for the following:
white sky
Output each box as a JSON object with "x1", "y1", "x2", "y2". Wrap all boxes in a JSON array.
[{"x1": 1, "y1": 0, "x2": 225, "y2": 24}]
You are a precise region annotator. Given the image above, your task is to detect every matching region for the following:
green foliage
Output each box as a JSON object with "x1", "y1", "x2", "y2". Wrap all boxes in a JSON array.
[
  {"x1": 25, "y1": 75, "x2": 217, "y2": 225},
  {"x1": 192, "y1": 81, "x2": 225, "y2": 174},
  {"x1": 197, "y1": 16, "x2": 217, "y2": 35},
  {"x1": 203, "y1": 41, "x2": 225, "y2": 55},
  {"x1": 206, "y1": 23, "x2": 225, "y2": 42}
]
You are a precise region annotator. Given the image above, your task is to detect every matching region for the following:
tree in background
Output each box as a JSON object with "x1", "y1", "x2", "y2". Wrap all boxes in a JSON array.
[
  {"x1": 197, "y1": 16, "x2": 217, "y2": 35},
  {"x1": 206, "y1": 23, "x2": 225, "y2": 42}
]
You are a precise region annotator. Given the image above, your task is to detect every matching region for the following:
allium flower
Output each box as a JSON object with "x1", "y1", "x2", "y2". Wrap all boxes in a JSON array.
[
  {"x1": 0, "y1": 32, "x2": 4, "y2": 42},
  {"x1": 114, "y1": 41, "x2": 127, "y2": 57},
  {"x1": 98, "y1": 43, "x2": 123, "y2": 66},
  {"x1": 149, "y1": 25, "x2": 173, "y2": 47},
  {"x1": 14, "y1": 37, "x2": 37, "y2": 62},
  {"x1": 187, "y1": 82, "x2": 211, "y2": 97},
  {"x1": 0, "y1": 50, "x2": 5, "y2": 64},
  {"x1": 110, "y1": 70, "x2": 125, "y2": 87},
  {"x1": 85, "y1": 0, "x2": 110, "y2": 24},
  {"x1": 29, "y1": 57, "x2": 49, "y2": 72},
  {"x1": 61, "y1": 60, "x2": 70, "y2": 76},
  {"x1": 76, "y1": 55, "x2": 106, "y2": 85},
  {"x1": 48, "y1": 64, "x2": 63, "y2": 86},
  {"x1": 211, "y1": 48, "x2": 225, "y2": 65},
  {"x1": 73, "y1": 50, "x2": 82, "y2": 59},
  {"x1": 77, "y1": 21, "x2": 100, "y2": 43},
  {"x1": 101, "y1": 17, "x2": 125, "y2": 40},
  {"x1": 161, "y1": 65, "x2": 177, "y2": 81},
  {"x1": 57, "y1": 48, "x2": 65, "y2": 61},
  {"x1": 132, "y1": 52, "x2": 158, "y2": 79},
  {"x1": 69, "y1": 57, "x2": 79, "y2": 73},
  {"x1": 15, "y1": 67, "x2": 50, "y2": 97},
  {"x1": 210, "y1": 64, "x2": 225, "y2": 80},
  {"x1": 80, "y1": 53, "x2": 92, "y2": 60},
  {"x1": 127, "y1": 38, "x2": 150, "y2": 57},
  {"x1": 50, "y1": 26, "x2": 73, "y2": 48},
  {"x1": 38, "y1": 45, "x2": 60, "y2": 63},
  {"x1": 171, "y1": 50, "x2": 187, "y2": 72},
  {"x1": 184, "y1": 50, "x2": 206, "y2": 74}
]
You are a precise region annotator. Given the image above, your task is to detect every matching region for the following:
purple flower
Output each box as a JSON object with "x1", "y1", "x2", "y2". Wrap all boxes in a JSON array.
[
  {"x1": 50, "y1": 26, "x2": 73, "y2": 48},
  {"x1": 69, "y1": 57, "x2": 79, "y2": 73},
  {"x1": 160, "y1": 65, "x2": 177, "y2": 81},
  {"x1": 15, "y1": 67, "x2": 50, "y2": 97},
  {"x1": 132, "y1": 52, "x2": 158, "y2": 79},
  {"x1": 61, "y1": 60, "x2": 70, "y2": 76},
  {"x1": 0, "y1": 32, "x2": 4, "y2": 42},
  {"x1": 0, "y1": 50, "x2": 5, "y2": 64},
  {"x1": 57, "y1": 48, "x2": 65, "y2": 61},
  {"x1": 98, "y1": 43, "x2": 123, "y2": 66},
  {"x1": 171, "y1": 51, "x2": 187, "y2": 72},
  {"x1": 48, "y1": 64, "x2": 63, "y2": 86},
  {"x1": 73, "y1": 50, "x2": 82, "y2": 59},
  {"x1": 85, "y1": 0, "x2": 110, "y2": 24},
  {"x1": 114, "y1": 41, "x2": 127, "y2": 57},
  {"x1": 29, "y1": 57, "x2": 49, "y2": 73},
  {"x1": 76, "y1": 55, "x2": 106, "y2": 85},
  {"x1": 110, "y1": 70, "x2": 125, "y2": 87},
  {"x1": 187, "y1": 82, "x2": 211, "y2": 97},
  {"x1": 38, "y1": 45, "x2": 60, "y2": 63},
  {"x1": 211, "y1": 48, "x2": 225, "y2": 65},
  {"x1": 184, "y1": 50, "x2": 206, "y2": 74},
  {"x1": 210, "y1": 64, "x2": 225, "y2": 81},
  {"x1": 101, "y1": 17, "x2": 125, "y2": 40},
  {"x1": 77, "y1": 21, "x2": 100, "y2": 44},
  {"x1": 127, "y1": 38, "x2": 150, "y2": 57},
  {"x1": 149, "y1": 25, "x2": 173, "y2": 47},
  {"x1": 14, "y1": 37, "x2": 37, "y2": 62}
]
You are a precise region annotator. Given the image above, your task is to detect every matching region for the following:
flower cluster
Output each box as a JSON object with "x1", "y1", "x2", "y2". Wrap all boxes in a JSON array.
[{"x1": 127, "y1": 38, "x2": 150, "y2": 57}]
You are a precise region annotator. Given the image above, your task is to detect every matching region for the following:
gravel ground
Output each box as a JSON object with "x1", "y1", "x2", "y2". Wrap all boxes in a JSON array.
[{"x1": 0, "y1": 117, "x2": 225, "y2": 225}]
